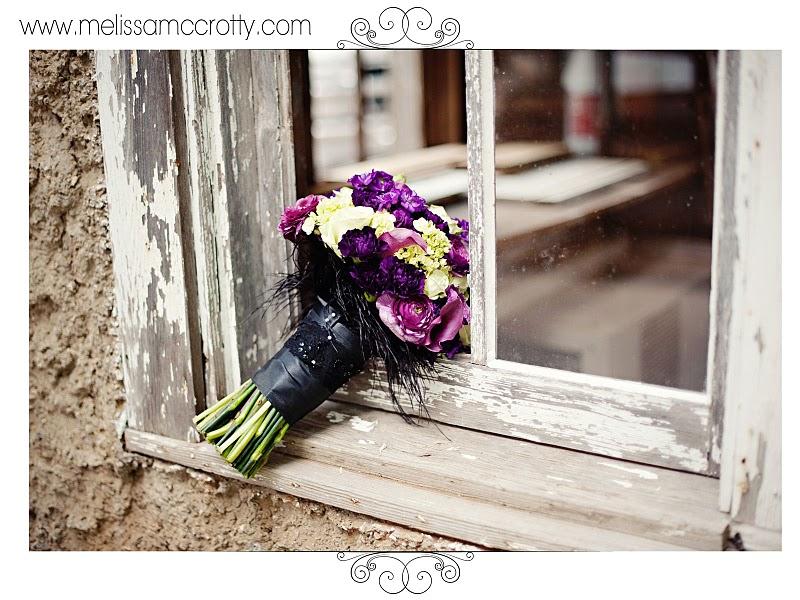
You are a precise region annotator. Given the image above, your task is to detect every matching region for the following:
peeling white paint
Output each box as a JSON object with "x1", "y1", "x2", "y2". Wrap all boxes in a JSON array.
[
  {"x1": 598, "y1": 462, "x2": 659, "y2": 480},
  {"x1": 350, "y1": 416, "x2": 376, "y2": 433},
  {"x1": 461, "y1": 454, "x2": 477, "y2": 460},
  {"x1": 611, "y1": 479, "x2": 633, "y2": 489},
  {"x1": 326, "y1": 411, "x2": 349, "y2": 424}
]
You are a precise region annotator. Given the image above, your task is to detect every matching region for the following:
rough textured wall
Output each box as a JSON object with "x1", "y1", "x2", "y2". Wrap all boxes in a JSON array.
[{"x1": 28, "y1": 50, "x2": 473, "y2": 551}]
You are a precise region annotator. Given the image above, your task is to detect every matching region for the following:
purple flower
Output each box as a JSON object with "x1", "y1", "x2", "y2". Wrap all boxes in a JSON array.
[
  {"x1": 456, "y1": 218, "x2": 470, "y2": 241},
  {"x1": 348, "y1": 262, "x2": 385, "y2": 295},
  {"x1": 424, "y1": 286, "x2": 470, "y2": 353},
  {"x1": 392, "y1": 207, "x2": 413, "y2": 228},
  {"x1": 348, "y1": 170, "x2": 395, "y2": 192},
  {"x1": 338, "y1": 227, "x2": 386, "y2": 260},
  {"x1": 422, "y1": 208, "x2": 449, "y2": 232},
  {"x1": 379, "y1": 228, "x2": 427, "y2": 257},
  {"x1": 397, "y1": 185, "x2": 426, "y2": 214},
  {"x1": 278, "y1": 194, "x2": 321, "y2": 241},
  {"x1": 349, "y1": 170, "x2": 398, "y2": 210},
  {"x1": 439, "y1": 337, "x2": 466, "y2": 359},
  {"x1": 446, "y1": 236, "x2": 469, "y2": 276},
  {"x1": 379, "y1": 256, "x2": 425, "y2": 297},
  {"x1": 376, "y1": 293, "x2": 437, "y2": 345}
]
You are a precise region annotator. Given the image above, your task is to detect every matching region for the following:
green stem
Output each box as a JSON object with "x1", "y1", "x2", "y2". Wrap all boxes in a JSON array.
[
  {"x1": 224, "y1": 411, "x2": 266, "y2": 463},
  {"x1": 217, "y1": 399, "x2": 271, "y2": 452},
  {"x1": 195, "y1": 382, "x2": 255, "y2": 433},
  {"x1": 193, "y1": 380, "x2": 253, "y2": 424}
]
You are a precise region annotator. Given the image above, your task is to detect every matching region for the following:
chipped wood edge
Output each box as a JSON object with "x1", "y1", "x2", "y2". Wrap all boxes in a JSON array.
[
  {"x1": 717, "y1": 51, "x2": 781, "y2": 532},
  {"x1": 179, "y1": 50, "x2": 299, "y2": 403},
  {"x1": 180, "y1": 50, "x2": 238, "y2": 404},
  {"x1": 706, "y1": 50, "x2": 739, "y2": 476},
  {"x1": 285, "y1": 399, "x2": 726, "y2": 550},
  {"x1": 96, "y1": 50, "x2": 200, "y2": 441},
  {"x1": 125, "y1": 428, "x2": 727, "y2": 550},
  {"x1": 465, "y1": 50, "x2": 496, "y2": 365},
  {"x1": 335, "y1": 355, "x2": 710, "y2": 473}
]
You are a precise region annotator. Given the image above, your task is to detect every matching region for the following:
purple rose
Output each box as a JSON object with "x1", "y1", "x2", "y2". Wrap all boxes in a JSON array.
[
  {"x1": 379, "y1": 228, "x2": 427, "y2": 257},
  {"x1": 392, "y1": 207, "x2": 413, "y2": 228},
  {"x1": 278, "y1": 194, "x2": 322, "y2": 241},
  {"x1": 425, "y1": 286, "x2": 470, "y2": 353},
  {"x1": 376, "y1": 293, "x2": 437, "y2": 345},
  {"x1": 397, "y1": 184, "x2": 426, "y2": 214},
  {"x1": 338, "y1": 227, "x2": 386, "y2": 259},
  {"x1": 446, "y1": 236, "x2": 469, "y2": 276},
  {"x1": 379, "y1": 256, "x2": 425, "y2": 297}
]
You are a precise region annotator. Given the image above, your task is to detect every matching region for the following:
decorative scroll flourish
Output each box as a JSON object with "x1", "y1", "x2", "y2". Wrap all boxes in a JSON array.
[
  {"x1": 337, "y1": 7, "x2": 474, "y2": 49},
  {"x1": 336, "y1": 551, "x2": 475, "y2": 594}
]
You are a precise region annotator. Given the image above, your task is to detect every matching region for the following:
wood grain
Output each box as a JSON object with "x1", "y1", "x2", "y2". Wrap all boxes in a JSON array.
[
  {"x1": 333, "y1": 355, "x2": 710, "y2": 473},
  {"x1": 465, "y1": 50, "x2": 496, "y2": 365},
  {"x1": 716, "y1": 51, "x2": 781, "y2": 532},
  {"x1": 125, "y1": 417, "x2": 727, "y2": 550},
  {"x1": 179, "y1": 50, "x2": 299, "y2": 403},
  {"x1": 96, "y1": 51, "x2": 200, "y2": 441}
]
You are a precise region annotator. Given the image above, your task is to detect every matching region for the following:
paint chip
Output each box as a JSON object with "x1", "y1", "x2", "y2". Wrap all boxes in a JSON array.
[
  {"x1": 599, "y1": 462, "x2": 658, "y2": 480},
  {"x1": 350, "y1": 416, "x2": 376, "y2": 432},
  {"x1": 326, "y1": 411, "x2": 349, "y2": 424}
]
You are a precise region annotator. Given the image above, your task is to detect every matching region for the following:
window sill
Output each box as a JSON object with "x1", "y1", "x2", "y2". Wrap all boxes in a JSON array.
[{"x1": 124, "y1": 400, "x2": 728, "y2": 550}]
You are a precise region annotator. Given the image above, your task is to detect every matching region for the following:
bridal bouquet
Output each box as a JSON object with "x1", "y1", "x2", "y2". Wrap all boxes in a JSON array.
[{"x1": 194, "y1": 170, "x2": 470, "y2": 477}]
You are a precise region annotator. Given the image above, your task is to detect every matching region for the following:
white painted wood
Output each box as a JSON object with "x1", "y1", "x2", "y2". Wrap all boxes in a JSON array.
[
  {"x1": 706, "y1": 50, "x2": 738, "y2": 475},
  {"x1": 465, "y1": 50, "x2": 496, "y2": 365},
  {"x1": 179, "y1": 50, "x2": 299, "y2": 403},
  {"x1": 717, "y1": 51, "x2": 781, "y2": 532},
  {"x1": 728, "y1": 521, "x2": 781, "y2": 551},
  {"x1": 96, "y1": 50, "x2": 201, "y2": 441},
  {"x1": 333, "y1": 355, "x2": 710, "y2": 473},
  {"x1": 125, "y1": 416, "x2": 727, "y2": 550},
  {"x1": 180, "y1": 50, "x2": 239, "y2": 405}
]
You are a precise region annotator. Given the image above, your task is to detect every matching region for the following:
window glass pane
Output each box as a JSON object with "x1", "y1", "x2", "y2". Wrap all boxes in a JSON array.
[
  {"x1": 307, "y1": 50, "x2": 467, "y2": 199},
  {"x1": 494, "y1": 50, "x2": 715, "y2": 391}
]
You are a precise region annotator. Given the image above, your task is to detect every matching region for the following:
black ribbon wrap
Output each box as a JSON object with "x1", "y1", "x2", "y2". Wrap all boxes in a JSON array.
[{"x1": 251, "y1": 298, "x2": 366, "y2": 425}]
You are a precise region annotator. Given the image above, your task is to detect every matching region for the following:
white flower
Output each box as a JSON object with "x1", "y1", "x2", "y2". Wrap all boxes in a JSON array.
[
  {"x1": 427, "y1": 204, "x2": 450, "y2": 221},
  {"x1": 331, "y1": 186, "x2": 354, "y2": 202},
  {"x1": 424, "y1": 269, "x2": 450, "y2": 300},
  {"x1": 370, "y1": 211, "x2": 396, "y2": 237},
  {"x1": 317, "y1": 205, "x2": 375, "y2": 255},
  {"x1": 301, "y1": 215, "x2": 316, "y2": 235}
]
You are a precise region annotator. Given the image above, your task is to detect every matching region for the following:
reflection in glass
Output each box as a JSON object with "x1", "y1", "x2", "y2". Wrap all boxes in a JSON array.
[
  {"x1": 494, "y1": 50, "x2": 715, "y2": 391},
  {"x1": 307, "y1": 50, "x2": 467, "y2": 200}
]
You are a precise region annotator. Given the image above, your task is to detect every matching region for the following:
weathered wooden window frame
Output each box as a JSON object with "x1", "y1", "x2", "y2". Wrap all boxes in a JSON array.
[{"x1": 97, "y1": 49, "x2": 780, "y2": 550}]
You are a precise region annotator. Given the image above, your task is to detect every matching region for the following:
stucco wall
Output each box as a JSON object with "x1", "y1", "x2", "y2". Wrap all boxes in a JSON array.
[{"x1": 28, "y1": 50, "x2": 474, "y2": 551}]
